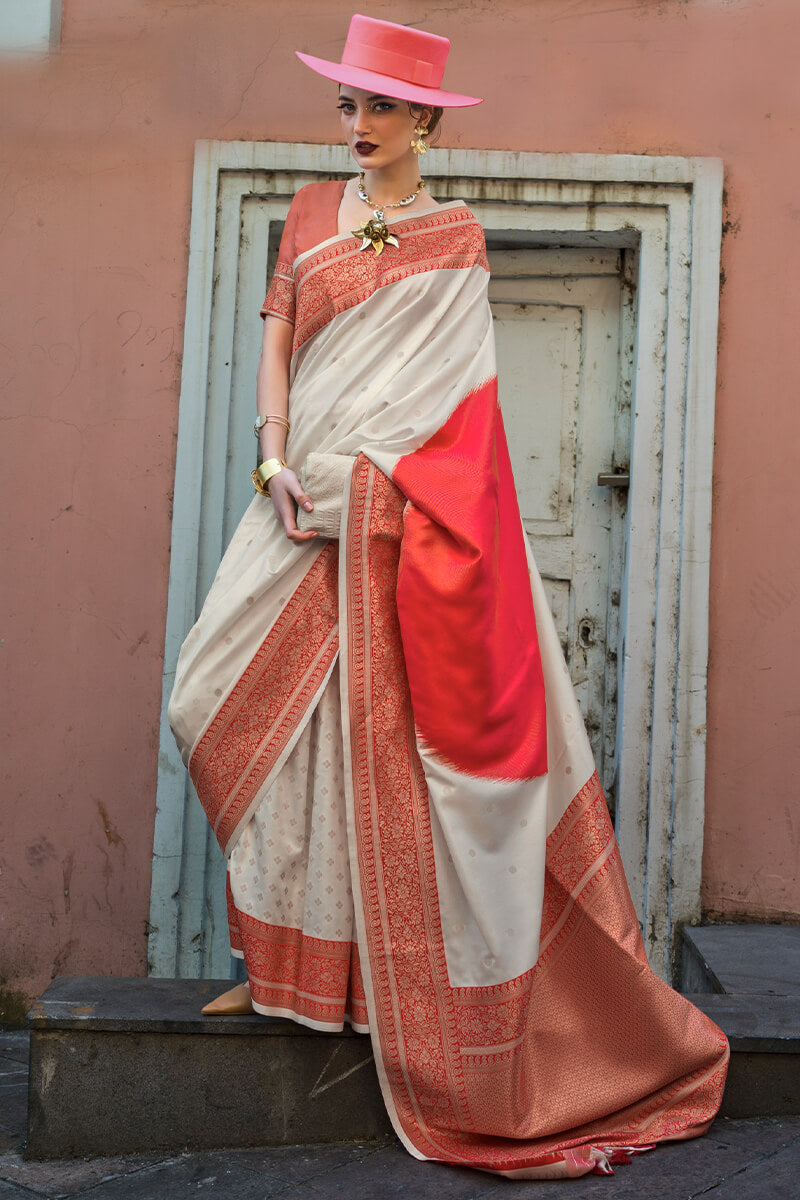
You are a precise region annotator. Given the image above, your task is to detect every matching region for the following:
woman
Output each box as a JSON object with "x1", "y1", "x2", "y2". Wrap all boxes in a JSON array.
[{"x1": 168, "y1": 13, "x2": 728, "y2": 1181}]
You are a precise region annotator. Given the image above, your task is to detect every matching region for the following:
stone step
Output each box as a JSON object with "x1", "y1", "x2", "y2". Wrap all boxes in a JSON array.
[
  {"x1": 26, "y1": 938, "x2": 800, "y2": 1160},
  {"x1": 680, "y1": 925, "x2": 800, "y2": 1121},
  {"x1": 26, "y1": 976, "x2": 391, "y2": 1160},
  {"x1": 681, "y1": 924, "x2": 800, "y2": 997},
  {"x1": 685, "y1": 993, "x2": 800, "y2": 1118}
]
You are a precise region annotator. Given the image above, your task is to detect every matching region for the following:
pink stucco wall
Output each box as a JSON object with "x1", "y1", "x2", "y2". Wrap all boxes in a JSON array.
[{"x1": 2, "y1": 0, "x2": 798, "y2": 1009}]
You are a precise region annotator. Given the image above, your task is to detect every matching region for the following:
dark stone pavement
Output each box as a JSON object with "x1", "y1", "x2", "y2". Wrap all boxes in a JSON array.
[{"x1": 2, "y1": 1031, "x2": 799, "y2": 1199}]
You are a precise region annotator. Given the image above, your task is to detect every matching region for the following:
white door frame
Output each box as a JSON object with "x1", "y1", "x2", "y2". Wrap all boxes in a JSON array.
[{"x1": 149, "y1": 140, "x2": 723, "y2": 983}]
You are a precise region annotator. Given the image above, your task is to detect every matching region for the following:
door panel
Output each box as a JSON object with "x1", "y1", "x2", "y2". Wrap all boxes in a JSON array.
[{"x1": 488, "y1": 246, "x2": 630, "y2": 811}]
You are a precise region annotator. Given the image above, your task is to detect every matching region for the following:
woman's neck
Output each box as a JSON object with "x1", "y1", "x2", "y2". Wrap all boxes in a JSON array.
[{"x1": 359, "y1": 159, "x2": 423, "y2": 207}]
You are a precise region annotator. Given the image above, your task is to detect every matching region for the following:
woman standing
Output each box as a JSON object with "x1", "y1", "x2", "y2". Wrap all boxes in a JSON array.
[{"x1": 168, "y1": 13, "x2": 728, "y2": 1181}]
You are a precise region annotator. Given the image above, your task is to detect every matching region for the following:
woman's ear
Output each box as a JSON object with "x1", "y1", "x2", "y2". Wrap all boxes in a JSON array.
[{"x1": 409, "y1": 102, "x2": 433, "y2": 129}]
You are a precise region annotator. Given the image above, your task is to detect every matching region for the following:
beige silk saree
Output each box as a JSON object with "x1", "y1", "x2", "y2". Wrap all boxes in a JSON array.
[{"x1": 168, "y1": 180, "x2": 728, "y2": 1180}]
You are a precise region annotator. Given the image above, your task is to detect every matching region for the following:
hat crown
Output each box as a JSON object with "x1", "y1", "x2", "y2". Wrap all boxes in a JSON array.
[
  {"x1": 341, "y1": 14, "x2": 449, "y2": 91},
  {"x1": 294, "y1": 12, "x2": 481, "y2": 108}
]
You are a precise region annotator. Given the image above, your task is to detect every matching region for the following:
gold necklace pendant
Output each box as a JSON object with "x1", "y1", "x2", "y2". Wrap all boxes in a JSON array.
[
  {"x1": 352, "y1": 175, "x2": 425, "y2": 254},
  {"x1": 352, "y1": 211, "x2": 400, "y2": 256}
]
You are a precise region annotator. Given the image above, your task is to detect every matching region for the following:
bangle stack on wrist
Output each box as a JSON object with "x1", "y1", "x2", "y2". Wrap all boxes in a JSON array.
[{"x1": 254, "y1": 413, "x2": 291, "y2": 439}]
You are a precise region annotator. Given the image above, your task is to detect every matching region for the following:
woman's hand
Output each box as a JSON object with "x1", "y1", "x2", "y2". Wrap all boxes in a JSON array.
[{"x1": 268, "y1": 467, "x2": 317, "y2": 543}]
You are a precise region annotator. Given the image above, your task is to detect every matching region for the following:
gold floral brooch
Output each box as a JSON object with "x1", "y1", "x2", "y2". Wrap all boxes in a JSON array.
[{"x1": 352, "y1": 213, "x2": 400, "y2": 256}]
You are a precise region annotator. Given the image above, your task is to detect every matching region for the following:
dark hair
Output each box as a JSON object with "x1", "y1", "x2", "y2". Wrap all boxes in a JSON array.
[{"x1": 408, "y1": 102, "x2": 444, "y2": 143}]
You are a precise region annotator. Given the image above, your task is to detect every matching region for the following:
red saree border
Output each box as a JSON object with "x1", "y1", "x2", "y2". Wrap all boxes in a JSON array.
[
  {"x1": 292, "y1": 206, "x2": 489, "y2": 354},
  {"x1": 345, "y1": 455, "x2": 475, "y2": 1149},
  {"x1": 261, "y1": 261, "x2": 295, "y2": 325},
  {"x1": 226, "y1": 903, "x2": 368, "y2": 1031},
  {"x1": 190, "y1": 542, "x2": 339, "y2": 855},
  {"x1": 226, "y1": 871, "x2": 244, "y2": 954},
  {"x1": 344, "y1": 457, "x2": 728, "y2": 1173}
]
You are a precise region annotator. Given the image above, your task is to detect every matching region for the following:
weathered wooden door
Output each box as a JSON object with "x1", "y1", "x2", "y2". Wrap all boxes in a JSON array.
[
  {"x1": 152, "y1": 222, "x2": 633, "y2": 978},
  {"x1": 152, "y1": 144, "x2": 721, "y2": 983},
  {"x1": 489, "y1": 245, "x2": 632, "y2": 815}
]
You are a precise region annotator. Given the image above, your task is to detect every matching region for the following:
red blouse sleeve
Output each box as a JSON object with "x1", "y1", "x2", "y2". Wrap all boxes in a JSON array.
[
  {"x1": 259, "y1": 182, "x2": 345, "y2": 325},
  {"x1": 260, "y1": 193, "x2": 302, "y2": 325}
]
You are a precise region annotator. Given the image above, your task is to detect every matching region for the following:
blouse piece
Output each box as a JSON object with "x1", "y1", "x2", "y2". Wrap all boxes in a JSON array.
[
  {"x1": 260, "y1": 182, "x2": 488, "y2": 357},
  {"x1": 260, "y1": 180, "x2": 348, "y2": 327}
]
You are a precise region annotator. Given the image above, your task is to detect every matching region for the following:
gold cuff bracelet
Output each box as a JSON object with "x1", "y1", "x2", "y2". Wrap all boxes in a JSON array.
[{"x1": 251, "y1": 457, "x2": 286, "y2": 497}]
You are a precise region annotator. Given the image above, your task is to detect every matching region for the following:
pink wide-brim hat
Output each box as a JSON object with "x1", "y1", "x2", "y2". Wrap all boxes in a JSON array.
[{"x1": 296, "y1": 13, "x2": 482, "y2": 108}]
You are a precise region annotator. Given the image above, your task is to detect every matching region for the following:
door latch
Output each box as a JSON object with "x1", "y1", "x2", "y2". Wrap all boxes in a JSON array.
[{"x1": 597, "y1": 471, "x2": 630, "y2": 488}]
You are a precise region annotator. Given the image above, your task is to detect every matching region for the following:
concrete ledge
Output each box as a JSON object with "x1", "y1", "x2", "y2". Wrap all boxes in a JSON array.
[
  {"x1": 27, "y1": 977, "x2": 391, "y2": 1160},
  {"x1": 680, "y1": 926, "x2": 800, "y2": 1117},
  {"x1": 686, "y1": 993, "x2": 800, "y2": 1055},
  {"x1": 27, "y1": 974, "x2": 342, "y2": 1036},
  {"x1": 27, "y1": 968, "x2": 800, "y2": 1159},
  {"x1": 681, "y1": 925, "x2": 800, "y2": 996},
  {"x1": 684, "y1": 986, "x2": 800, "y2": 1119}
]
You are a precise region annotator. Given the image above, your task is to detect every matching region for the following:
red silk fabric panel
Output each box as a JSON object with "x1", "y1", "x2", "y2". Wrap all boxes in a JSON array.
[{"x1": 393, "y1": 379, "x2": 547, "y2": 781}]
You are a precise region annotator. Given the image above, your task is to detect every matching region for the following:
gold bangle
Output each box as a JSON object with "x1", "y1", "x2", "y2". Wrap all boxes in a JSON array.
[
  {"x1": 254, "y1": 413, "x2": 291, "y2": 439},
  {"x1": 251, "y1": 457, "x2": 286, "y2": 497},
  {"x1": 251, "y1": 470, "x2": 270, "y2": 497}
]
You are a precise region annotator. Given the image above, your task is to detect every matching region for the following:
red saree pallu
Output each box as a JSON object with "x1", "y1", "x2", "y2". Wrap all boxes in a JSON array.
[{"x1": 168, "y1": 181, "x2": 729, "y2": 1179}]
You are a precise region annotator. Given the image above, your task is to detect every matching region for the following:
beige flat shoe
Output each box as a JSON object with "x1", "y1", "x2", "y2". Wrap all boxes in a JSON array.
[{"x1": 201, "y1": 981, "x2": 253, "y2": 1015}]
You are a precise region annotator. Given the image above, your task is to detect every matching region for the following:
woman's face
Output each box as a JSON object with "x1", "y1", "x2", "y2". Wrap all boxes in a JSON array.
[{"x1": 338, "y1": 86, "x2": 430, "y2": 171}]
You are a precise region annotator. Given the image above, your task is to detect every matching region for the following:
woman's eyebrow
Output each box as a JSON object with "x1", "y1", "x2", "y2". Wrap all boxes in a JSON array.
[{"x1": 338, "y1": 92, "x2": 393, "y2": 103}]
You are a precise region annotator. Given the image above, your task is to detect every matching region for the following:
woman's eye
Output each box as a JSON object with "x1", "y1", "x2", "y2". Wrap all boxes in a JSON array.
[{"x1": 337, "y1": 103, "x2": 355, "y2": 113}]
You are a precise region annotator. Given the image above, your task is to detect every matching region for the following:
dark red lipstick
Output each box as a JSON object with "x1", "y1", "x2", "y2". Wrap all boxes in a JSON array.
[{"x1": 355, "y1": 140, "x2": 377, "y2": 155}]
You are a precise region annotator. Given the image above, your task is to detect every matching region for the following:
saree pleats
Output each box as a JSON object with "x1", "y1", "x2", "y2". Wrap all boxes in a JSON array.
[{"x1": 226, "y1": 663, "x2": 368, "y2": 1032}]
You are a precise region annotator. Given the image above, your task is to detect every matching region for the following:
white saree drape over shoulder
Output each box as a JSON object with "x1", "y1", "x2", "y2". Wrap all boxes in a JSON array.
[{"x1": 169, "y1": 180, "x2": 728, "y2": 1180}]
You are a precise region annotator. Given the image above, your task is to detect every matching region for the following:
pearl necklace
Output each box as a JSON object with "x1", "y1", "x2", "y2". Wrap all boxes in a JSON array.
[{"x1": 352, "y1": 172, "x2": 425, "y2": 255}]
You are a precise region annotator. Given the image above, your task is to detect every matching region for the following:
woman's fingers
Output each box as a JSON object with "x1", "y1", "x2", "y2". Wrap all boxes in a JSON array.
[
  {"x1": 275, "y1": 494, "x2": 317, "y2": 541},
  {"x1": 268, "y1": 472, "x2": 317, "y2": 541},
  {"x1": 287, "y1": 486, "x2": 318, "y2": 540},
  {"x1": 287, "y1": 477, "x2": 314, "y2": 514}
]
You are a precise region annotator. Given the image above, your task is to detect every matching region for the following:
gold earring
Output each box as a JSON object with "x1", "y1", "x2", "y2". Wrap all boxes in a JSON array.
[{"x1": 411, "y1": 125, "x2": 429, "y2": 155}]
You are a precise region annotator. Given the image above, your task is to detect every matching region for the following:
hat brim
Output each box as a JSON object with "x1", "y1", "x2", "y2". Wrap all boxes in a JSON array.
[{"x1": 295, "y1": 51, "x2": 482, "y2": 108}]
